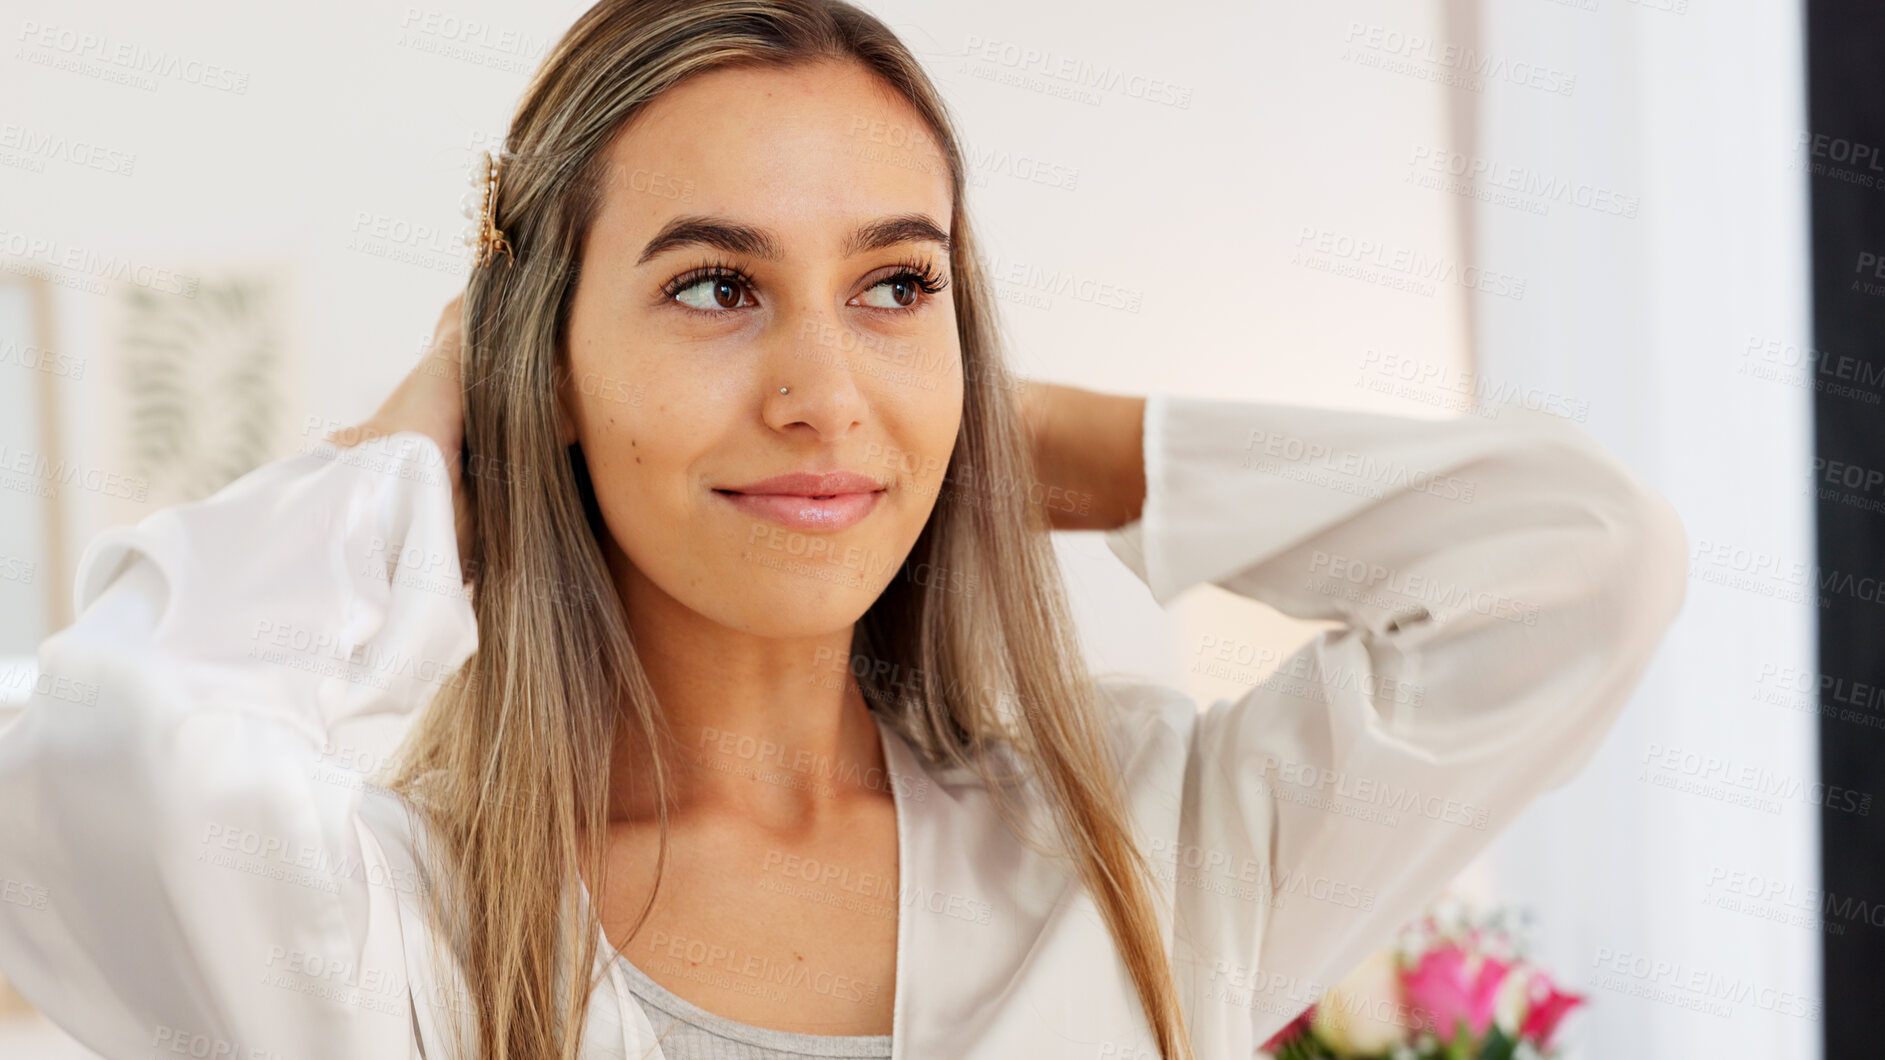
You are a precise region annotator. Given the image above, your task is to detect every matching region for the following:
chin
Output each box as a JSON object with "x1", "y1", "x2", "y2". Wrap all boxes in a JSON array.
[
  {"x1": 699, "y1": 573, "x2": 883, "y2": 640},
  {"x1": 702, "y1": 514, "x2": 921, "y2": 639}
]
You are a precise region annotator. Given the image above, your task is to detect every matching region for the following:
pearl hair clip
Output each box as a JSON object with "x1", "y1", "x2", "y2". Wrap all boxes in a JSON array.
[{"x1": 461, "y1": 149, "x2": 514, "y2": 268}]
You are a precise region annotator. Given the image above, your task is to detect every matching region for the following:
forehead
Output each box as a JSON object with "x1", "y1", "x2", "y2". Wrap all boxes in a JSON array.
[{"x1": 591, "y1": 59, "x2": 954, "y2": 250}]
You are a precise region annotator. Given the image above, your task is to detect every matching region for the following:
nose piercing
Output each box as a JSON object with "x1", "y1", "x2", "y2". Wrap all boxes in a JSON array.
[{"x1": 779, "y1": 386, "x2": 790, "y2": 394}]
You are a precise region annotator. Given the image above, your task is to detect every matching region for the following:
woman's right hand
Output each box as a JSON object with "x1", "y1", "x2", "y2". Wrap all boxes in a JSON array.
[{"x1": 325, "y1": 294, "x2": 475, "y2": 573}]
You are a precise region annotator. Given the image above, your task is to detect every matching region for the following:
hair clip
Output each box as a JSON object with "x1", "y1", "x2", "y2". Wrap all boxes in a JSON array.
[{"x1": 461, "y1": 149, "x2": 514, "y2": 268}]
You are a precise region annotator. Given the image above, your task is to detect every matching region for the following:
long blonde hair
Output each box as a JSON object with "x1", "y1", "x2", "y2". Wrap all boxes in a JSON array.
[{"x1": 383, "y1": 2, "x2": 1194, "y2": 1057}]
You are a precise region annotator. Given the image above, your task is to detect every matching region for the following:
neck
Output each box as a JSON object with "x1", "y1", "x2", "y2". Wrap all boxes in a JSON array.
[{"x1": 603, "y1": 549, "x2": 888, "y2": 830}]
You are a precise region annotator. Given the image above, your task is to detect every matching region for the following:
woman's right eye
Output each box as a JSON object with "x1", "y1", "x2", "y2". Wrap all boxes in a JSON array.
[{"x1": 673, "y1": 276, "x2": 754, "y2": 311}]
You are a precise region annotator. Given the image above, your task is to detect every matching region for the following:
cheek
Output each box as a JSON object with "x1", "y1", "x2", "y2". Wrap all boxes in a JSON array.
[
  {"x1": 565, "y1": 359, "x2": 654, "y2": 421},
  {"x1": 572, "y1": 368, "x2": 750, "y2": 570},
  {"x1": 880, "y1": 361, "x2": 965, "y2": 492},
  {"x1": 568, "y1": 336, "x2": 711, "y2": 488},
  {"x1": 573, "y1": 392, "x2": 688, "y2": 529}
]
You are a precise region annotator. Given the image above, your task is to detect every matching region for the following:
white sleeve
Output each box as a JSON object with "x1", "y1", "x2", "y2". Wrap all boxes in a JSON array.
[
  {"x1": 1102, "y1": 392, "x2": 1687, "y2": 1041},
  {"x1": 0, "y1": 432, "x2": 477, "y2": 1059}
]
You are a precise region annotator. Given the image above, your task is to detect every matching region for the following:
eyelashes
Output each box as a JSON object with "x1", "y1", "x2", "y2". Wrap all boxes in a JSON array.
[
  {"x1": 874, "y1": 258, "x2": 950, "y2": 297},
  {"x1": 658, "y1": 257, "x2": 749, "y2": 302},
  {"x1": 658, "y1": 257, "x2": 949, "y2": 316}
]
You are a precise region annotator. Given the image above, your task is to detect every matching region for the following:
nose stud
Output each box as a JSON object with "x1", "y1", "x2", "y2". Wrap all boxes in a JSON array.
[{"x1": 779, "y1": 386, "x2": 790, "y2": 394}]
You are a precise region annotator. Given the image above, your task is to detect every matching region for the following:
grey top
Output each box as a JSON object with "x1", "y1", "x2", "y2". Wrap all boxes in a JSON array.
[{"x1": 616, "y1": 957, "x2": 893, "y2": 1059}]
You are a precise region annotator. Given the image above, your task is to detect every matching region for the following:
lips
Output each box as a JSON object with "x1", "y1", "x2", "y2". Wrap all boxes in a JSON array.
[
  {"x1": 713, "y1": 470, "x2": 888, "y2": 532},
  {"x1": 720, "y1": 471, "x2": 886, "y2": 496}
]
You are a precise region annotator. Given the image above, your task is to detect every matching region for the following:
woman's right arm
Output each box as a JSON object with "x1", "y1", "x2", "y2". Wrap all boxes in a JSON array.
[
  {"x1": 0, "y1": 304, "x2": 476, "y2": 1058},
  {"x1": 1095, "y1": 392, "x2": 1686, "y2": 1048}
]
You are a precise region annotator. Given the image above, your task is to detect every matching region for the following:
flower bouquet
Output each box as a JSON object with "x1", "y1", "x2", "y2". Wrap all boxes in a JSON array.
[{"x1": 1260, "y1": 894, "x2": 1584, "y2": 1060}]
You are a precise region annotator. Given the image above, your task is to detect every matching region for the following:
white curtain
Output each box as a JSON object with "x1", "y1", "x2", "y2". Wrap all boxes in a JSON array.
[{"x1": 1462, "y1": 2, "x2": 1821, "y2": 1057}]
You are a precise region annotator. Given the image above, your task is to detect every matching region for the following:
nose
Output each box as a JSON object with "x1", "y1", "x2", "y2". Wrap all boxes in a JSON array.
[{"x1": 762, "y1": 311, "x2": 870, "y2": 439}]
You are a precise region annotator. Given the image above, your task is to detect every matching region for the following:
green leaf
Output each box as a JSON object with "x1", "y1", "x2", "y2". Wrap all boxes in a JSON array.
[
  {"x1": 1476, "y1": 1026, "x2": 1516, "y2": 1060},
  {"x1": 1447, "y1": 1023, "x2": 1474, "y2": 1060}
]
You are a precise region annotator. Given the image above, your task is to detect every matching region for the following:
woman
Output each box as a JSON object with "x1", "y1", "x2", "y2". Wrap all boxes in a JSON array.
[{"x1": 0, "y1": 1, "x2": 1689, "y2": 1058}]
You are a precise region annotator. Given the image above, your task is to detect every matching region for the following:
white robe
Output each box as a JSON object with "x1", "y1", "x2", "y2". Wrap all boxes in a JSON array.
[{"x1": 0, "y1": 391, "x2": 1688, "y2": 1058}]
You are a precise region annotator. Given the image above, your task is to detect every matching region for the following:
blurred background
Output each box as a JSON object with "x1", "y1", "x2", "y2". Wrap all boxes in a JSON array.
[{"x1": 3, "y1": 0, "x2": 1877, "y2": 1057}]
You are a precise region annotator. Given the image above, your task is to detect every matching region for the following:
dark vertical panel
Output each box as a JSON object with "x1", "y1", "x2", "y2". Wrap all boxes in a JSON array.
[{"x1": 1805, "y1": 4, "x2": 1885, "y2": 1059}]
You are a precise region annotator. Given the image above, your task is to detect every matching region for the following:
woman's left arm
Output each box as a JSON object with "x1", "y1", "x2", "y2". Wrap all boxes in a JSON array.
[
  {"x1": 1044, "y1": 387, "x2": 1687, "y2": 1044},
  {"x1": 1017, "y1": 381, "x2": 1146, "y2": 531}
]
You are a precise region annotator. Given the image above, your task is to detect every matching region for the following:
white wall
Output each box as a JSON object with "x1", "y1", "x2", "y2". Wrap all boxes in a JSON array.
[{"x1": 1465, "y1": 2, "x2": 1820, "y2": 1057}]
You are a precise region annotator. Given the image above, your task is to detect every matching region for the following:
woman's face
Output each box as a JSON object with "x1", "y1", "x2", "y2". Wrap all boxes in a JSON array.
[{"x1": 561, "y1": 60, "x2": 963, "y2": 641}]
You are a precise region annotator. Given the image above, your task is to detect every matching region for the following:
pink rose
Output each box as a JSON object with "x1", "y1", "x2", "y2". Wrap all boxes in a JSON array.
[
  {"x1": 1518, "y1": 973, "x2": 1585, "y2": 1049},
  {"x1": 1402, "y1": 942, "x2": 1511, "y2": 1044}
]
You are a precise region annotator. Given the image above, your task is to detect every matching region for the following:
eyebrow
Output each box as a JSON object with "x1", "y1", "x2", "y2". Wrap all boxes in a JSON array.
[{"x1": 635, "y1": 213, "x2": 951, "y2": 265}]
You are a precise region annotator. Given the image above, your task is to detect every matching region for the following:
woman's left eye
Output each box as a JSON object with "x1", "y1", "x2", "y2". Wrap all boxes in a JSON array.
[{"x1": 855, "y1": 276, "x2": 922, "y2": 310}]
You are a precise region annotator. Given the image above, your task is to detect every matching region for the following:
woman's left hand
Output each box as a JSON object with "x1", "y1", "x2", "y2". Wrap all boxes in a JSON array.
[
  {"x1": 1014, "y1": 380, "x2": 1147, "y2": 532},
  {"x1": 326, "y1": 295, "x2": 475, "y2": 568}
]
